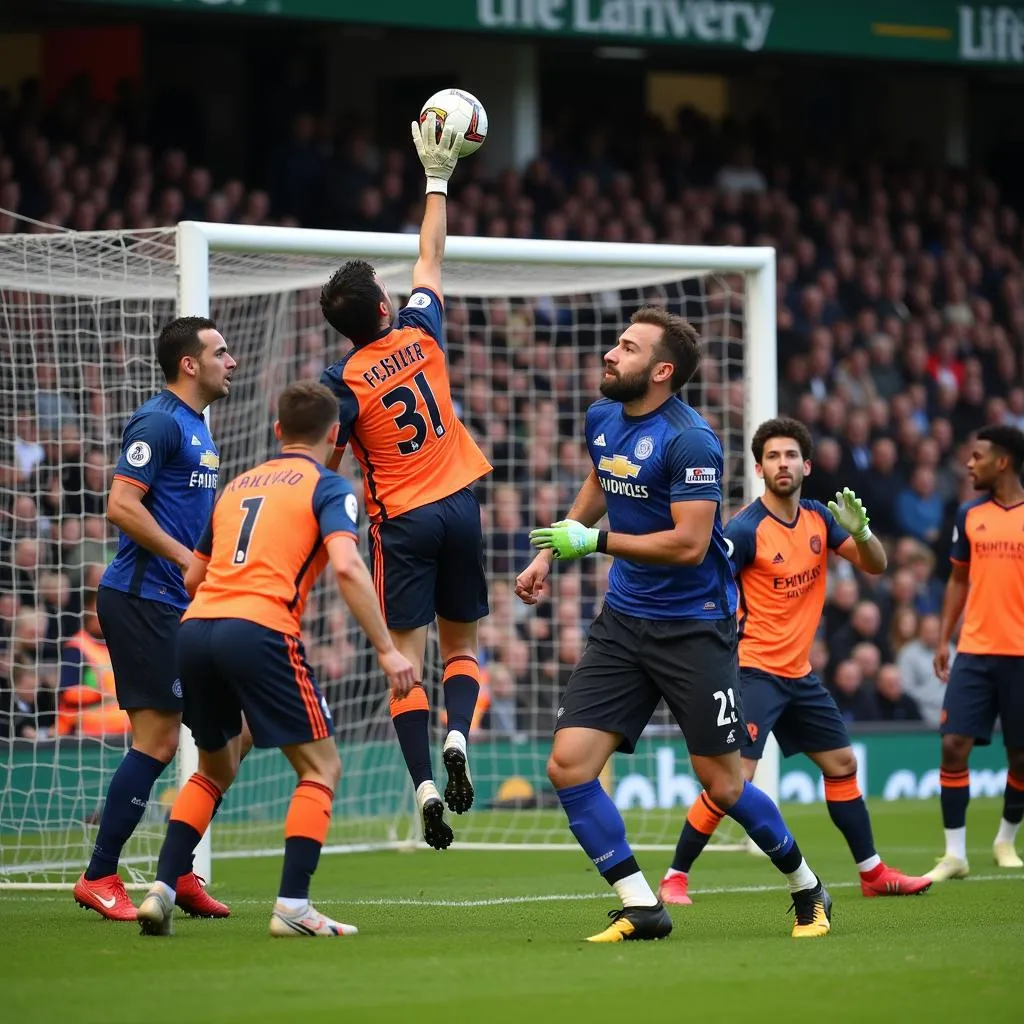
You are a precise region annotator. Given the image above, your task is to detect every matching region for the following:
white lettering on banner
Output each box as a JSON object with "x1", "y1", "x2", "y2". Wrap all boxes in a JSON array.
[
  {"x1": 477, "y1": 1, "x2": 774, "y2": 51},
  {"x1": 960, "y1": 5, "x2": 1024, "y2": 63}
]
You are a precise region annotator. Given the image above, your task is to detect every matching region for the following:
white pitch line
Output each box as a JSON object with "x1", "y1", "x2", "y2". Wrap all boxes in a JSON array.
[{"x1": 1, "y1": 873, "x2": 1020, "y2": 906}]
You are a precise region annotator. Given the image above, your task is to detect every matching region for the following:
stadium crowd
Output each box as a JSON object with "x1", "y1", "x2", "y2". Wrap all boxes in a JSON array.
[{"x1": 2, "y1": 77, "x2": 1018, "y2": 742}]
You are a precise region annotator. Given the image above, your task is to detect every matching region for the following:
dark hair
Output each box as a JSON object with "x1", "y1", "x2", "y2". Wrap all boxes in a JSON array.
[
  {"x1": 630, "y1": 306, "x2": 701, "y2": 389},
  {"x1": 751, "y1": 417, "x2": 814, "y2": 464},
  {"x1": 320, "y1": 259, "x2": 383, "y2": 344},
  {"x1": 156, "y1": 316, "x2": 216, "y2": 383},
  {"x1": 976, "y1": 424, "x2": 1024, "y2": 472},
  {"x1": 277, "y1": 380, "x2": 339, "y2": 445}
]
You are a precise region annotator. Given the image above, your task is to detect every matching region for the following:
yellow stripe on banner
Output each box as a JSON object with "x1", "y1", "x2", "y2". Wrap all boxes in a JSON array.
[{"x1": 870, "y1": 22, "x2": 953, "y2": 42}]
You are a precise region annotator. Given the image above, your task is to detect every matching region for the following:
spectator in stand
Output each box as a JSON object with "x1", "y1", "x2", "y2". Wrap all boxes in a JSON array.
[
  {"x1": 830, "y1": 659, "x2": 879, "y2": 723},
  {"x1": 895, "y1": 613, "x2": 949, "y2": 729},
  {"x1": 873, "y1": 664, "x2": 922, "y2": 722},
  {"x1": 894, "y1": 466, "x2": 945, "y2": 545}
]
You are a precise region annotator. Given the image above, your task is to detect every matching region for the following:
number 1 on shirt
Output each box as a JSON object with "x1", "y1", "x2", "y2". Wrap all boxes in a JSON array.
[{"x1": 381, "y1": 371, "x2": 445, "y2": 455}]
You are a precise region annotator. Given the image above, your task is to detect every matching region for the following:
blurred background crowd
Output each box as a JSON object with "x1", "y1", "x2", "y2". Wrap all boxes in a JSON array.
[{"x1": 3, "y1": 66, "x2": 1018, "y2": 743}]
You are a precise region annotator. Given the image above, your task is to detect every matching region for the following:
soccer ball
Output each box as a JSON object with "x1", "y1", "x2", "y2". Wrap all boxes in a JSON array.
[{"x1": 419, "y1": 88, "x2": 488, "y2": 158}]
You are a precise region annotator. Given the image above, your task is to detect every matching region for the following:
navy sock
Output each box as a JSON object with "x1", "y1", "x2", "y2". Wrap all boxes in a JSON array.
[
  {"x1": 557, "y1": 779, "x2": 634, "y2": 879},
  {"x1": 279, "y1": 837, "x2": 322, "y2": 901},
  {"x1": 940, "y1": 769, "x2": 970, "y2": 829},
  {"x1": 1003, "y1": 772, "x2": 1024, "y2": 825},
  {"x1": 392, "y1": 708, "x2": 433, "y2": 788},
  {"x1": 824, "y1": 773, "x2": 876, "y2": 864},
  {"x1": 442, "y1": 656, "x2": 480, "y2": 739},
  {"x1": 155, "y1": 821, "x2": 201, "y2": 888},
  {"x1": 671, "y1": 821, "x2": 713, "y2": 874},
  {"x1": 724, "y1": 781, "x2": 804, "y2": 875},
  {"x1": 85, "y1": 748, "x2": 167, "y2": 881}
]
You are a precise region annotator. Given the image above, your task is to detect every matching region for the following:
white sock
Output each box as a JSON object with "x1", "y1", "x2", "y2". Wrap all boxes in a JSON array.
[
  {"x1": 663, "y1": 867, "x2": 686, "y2": 880},
  {"x1": 856, "y1": 854, "x2": 882, "y2": 874},
  {"x1": 785, "y1": 857, "x2": 818, "y2": 894},
  {"x1": 944, "y1": 826, "x2": 967, "y2": 861},
  {"x1": 995, "y1": 818, "x2": 1021, "y2": 846},
  {"x1": 444, "y1": 730, "x2": 467, "y2": 755},
  {"x1": 152, "y1": 880, "x2": 176, "y2": 907},
  {"x1": 276, "y1": 896, "x2": 308, "y2": 912},
  {"x1": 612, "y1": 870, "x2": 658, "y2": 908},
  {"x1": 416, "y1": 780, "x2": 440, "y2": 806}
]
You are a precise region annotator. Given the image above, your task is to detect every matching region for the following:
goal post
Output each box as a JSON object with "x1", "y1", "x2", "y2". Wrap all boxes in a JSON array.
[{"x1": 0, "y1": 222, "x2": 778, "y2": 887}]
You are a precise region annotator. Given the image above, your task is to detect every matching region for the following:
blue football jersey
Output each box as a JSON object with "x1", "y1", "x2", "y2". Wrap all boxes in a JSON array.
[
  {"x1": 100, "y1": 390, "x2": 220, "y2": 609},
  {"x1": 586, "y1": 395, "x2": 736, "y2": 621}
]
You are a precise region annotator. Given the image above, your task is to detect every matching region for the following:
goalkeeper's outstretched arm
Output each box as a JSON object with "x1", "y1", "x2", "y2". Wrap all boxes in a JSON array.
[{"x1": 411, "y1": 194, "x2": 447, "y2": 299}]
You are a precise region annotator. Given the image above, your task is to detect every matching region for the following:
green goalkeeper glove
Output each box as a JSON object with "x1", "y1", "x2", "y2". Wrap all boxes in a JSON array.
[
  {"x1": 828, "y1": 487, "x2": 872, "y2": 543},
  {"x1": 529, "y1": 519, "x2": 605, "y2": 560}
]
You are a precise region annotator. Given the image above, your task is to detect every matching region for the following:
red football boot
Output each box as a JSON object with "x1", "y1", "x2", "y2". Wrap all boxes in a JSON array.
[
  {"x1": 73, "y1": 872, "x2": 137, "y2": 921},
  {"x1": 175, "y1": 872, "x2": 230, "y2": 918},
  {"x1": 658, "y1": 872, "x2": 693, "y2": 906},
  {"x1": 860, "y1": 863, "x2": 933, "y2": 897}
]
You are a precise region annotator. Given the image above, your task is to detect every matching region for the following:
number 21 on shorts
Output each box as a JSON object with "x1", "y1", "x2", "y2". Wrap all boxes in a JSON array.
[{"x1": 713, "y1": 687, "x2": 738, "y2": 727}]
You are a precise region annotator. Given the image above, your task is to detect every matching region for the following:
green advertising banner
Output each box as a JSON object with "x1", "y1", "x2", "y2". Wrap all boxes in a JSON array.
[
  {"x1": 65, "y1": 1, "x2": 1024, "y2": 67},
  {"x1": 1, "y1": 732, "x2": 1010, "y2": 832}
]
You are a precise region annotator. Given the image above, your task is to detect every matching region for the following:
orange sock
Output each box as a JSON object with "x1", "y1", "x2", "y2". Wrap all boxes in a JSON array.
[
  {"x1": 688, "y1": 792, "x2": 726, "y2": 837},
  {"x1": 389, "y1": 683, "x2": 430, "y2": 718},
  {"x1": 169, "y1": 773, "x2": 221, "y2": 835},
  {"x1": 284, "y1": 779, "x2": 334, "y2": 845}
]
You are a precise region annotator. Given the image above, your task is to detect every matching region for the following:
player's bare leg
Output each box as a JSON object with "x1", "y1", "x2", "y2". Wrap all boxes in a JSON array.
[
  {"x1": 804, "y1": 747, "x2": 932, "y2": 896},
  {"x1": 269, "y1": 737, "x2": 357, "y2": 937},
  {"x1": 138, "y1": 738, "x2": 241, "y2": 936},
  {"x1": 436, "y1": 616, "x2": 481, "y2": 815},
  {"x1": 386, "y1": 624, "x2": 453, "y2": 850},
  {"x1": 75, "y1": 708, "x2": 181, "y2": 921},
  {"x1": 690, "y1": 752, "x2": 831, "y2": 937},
  {"x1": 994, "y1": 747, "x2": 1024, "y2": 868},
  {"x1": 927, "y1": 733, "x2": 975, "y2": 881},
  {"x1": 549, "y1": 727, "x2": 672, "y2": 942}
]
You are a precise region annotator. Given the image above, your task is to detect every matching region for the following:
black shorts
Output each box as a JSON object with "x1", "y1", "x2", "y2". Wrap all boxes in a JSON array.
[
  {"x1": 739, "y1": 668, "x2": 851, "y2": 760},
  {"x1": 177, "y1": 618, "x2": 334, "y2": 752},
  {"x1": 555, "y1": 606, "x2": 746, "y2": 757},
  {"x1": 97, "y1": 586, "x2": 183, "y2": 712},
  {"x1": 943, "y1": 653, "x2": 1024, "y2": 748},
  {"x1": 368, "y1": 487, "x2": 488, "y2": 630}
]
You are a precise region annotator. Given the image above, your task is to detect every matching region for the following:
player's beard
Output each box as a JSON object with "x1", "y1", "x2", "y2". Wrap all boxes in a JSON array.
[
  {"x1": 765, "y1": 469, "x2": 803, "y2": 497},
  {"x1": 599, "y1": 366, "x2": 651, "y2": 403}
]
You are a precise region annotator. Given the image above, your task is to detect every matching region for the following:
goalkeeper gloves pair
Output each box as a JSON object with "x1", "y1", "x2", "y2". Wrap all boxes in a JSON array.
[
  {"x1": 828, "y1": 487, "x2": 872, "y2": 543},
  {"x1": 411, "y1": 116, "x2": 463, "y2": 196},
  {"x1": 529, "y1": 487, "x2": 872, "y2": 562}
]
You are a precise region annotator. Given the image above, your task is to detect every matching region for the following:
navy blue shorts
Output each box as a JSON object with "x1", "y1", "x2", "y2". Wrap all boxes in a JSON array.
[
  {"x1": 177, "y1": 618, "x2": 334, "y2": 752},
  {"x1": 556, "y1": 607, "x2": 746, "y2": 757},
  {"x1": 739, "y1": 668, "x2": 851, "y2": 760},
  {"x1": 97, "y1": 586, "x2": 183, "y2": 712},
  {"x1": 943, "y1": 653, "x2": 1024, "y2": 748},
  {"x1": 368, "y1": 487, "x2": 488, "y2": 630}
]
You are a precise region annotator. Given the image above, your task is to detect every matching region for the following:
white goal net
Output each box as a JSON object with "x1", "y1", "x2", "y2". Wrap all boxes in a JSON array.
[{"x1": 0, "y1": 224, "x2": 776, "y2": 885}]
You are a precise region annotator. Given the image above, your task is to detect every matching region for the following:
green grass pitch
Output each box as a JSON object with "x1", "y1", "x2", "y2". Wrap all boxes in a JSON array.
[{"x1": 2, "y1": 797, "x2": 1020, "y2": 1024}]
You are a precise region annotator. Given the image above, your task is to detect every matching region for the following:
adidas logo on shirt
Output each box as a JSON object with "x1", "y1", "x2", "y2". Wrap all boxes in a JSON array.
[
  {"x1": 594, "y1": 433, "x2": 606, "y2": 447},
  {"x1": 772, "y1": 552, "x2": 785, "y2": 564},
  {"x1": 191, "y1": 435, "x2": 201, "y2": 446}
]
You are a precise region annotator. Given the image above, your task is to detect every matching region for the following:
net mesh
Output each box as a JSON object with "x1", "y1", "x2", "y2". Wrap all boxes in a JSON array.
[{"x1": 0, "y1": 227, "x2": 755, "y2": 884}]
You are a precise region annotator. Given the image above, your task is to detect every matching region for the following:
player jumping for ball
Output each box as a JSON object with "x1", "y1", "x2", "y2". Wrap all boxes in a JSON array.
[
  {"x1": 927, "y1": 425, "x2": 1024, "y2": 881},
  {"x1": 318, "y1": 117, "x2": 491, "y2": 851},
  {"x1": 136, "y1": 381, "x2": 415, "y2": 937},
  {"x1": 517, "y1": 309, "x2": 832, "y2": 941},
  {"x1": 657, "y1": 417, "x2": 931, "y2": 906}
]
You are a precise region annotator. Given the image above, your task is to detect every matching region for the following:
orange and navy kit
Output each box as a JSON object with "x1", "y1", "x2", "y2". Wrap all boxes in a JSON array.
[
  {"x1": 943, "y1": 496, "x2": 1024, "y2": 748},
  {"x1": 179, "y1": 453, "x2": 360, "y2": 751},
  {"x1": 321, "y1": 287, "x2": 491, "y2": 629},
  {"x1": 724, "y1": 498, "x2": 852, "y2": 759}
]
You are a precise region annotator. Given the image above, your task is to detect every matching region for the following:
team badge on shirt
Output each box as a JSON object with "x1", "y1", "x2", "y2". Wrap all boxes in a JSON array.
[
  {"x1": 810, "y1": 535, "x2": 822, "y2": 554},
  {"x1": 634, "y1": 436, "x2": 655, "y2": 460}
]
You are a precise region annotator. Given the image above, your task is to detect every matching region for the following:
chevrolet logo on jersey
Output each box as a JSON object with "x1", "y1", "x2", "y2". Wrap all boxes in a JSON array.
[
  {"x1": 199, "y1": 451, "x2": 220, "y2": 470},
  {"x1": 598, "y1": 454, "x2": 641, "y2": 480}
]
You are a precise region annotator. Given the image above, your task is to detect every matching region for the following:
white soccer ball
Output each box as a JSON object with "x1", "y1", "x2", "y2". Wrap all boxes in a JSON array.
[{"x1": 419, "y1": 88, "x2": 488, "y2": 158}]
